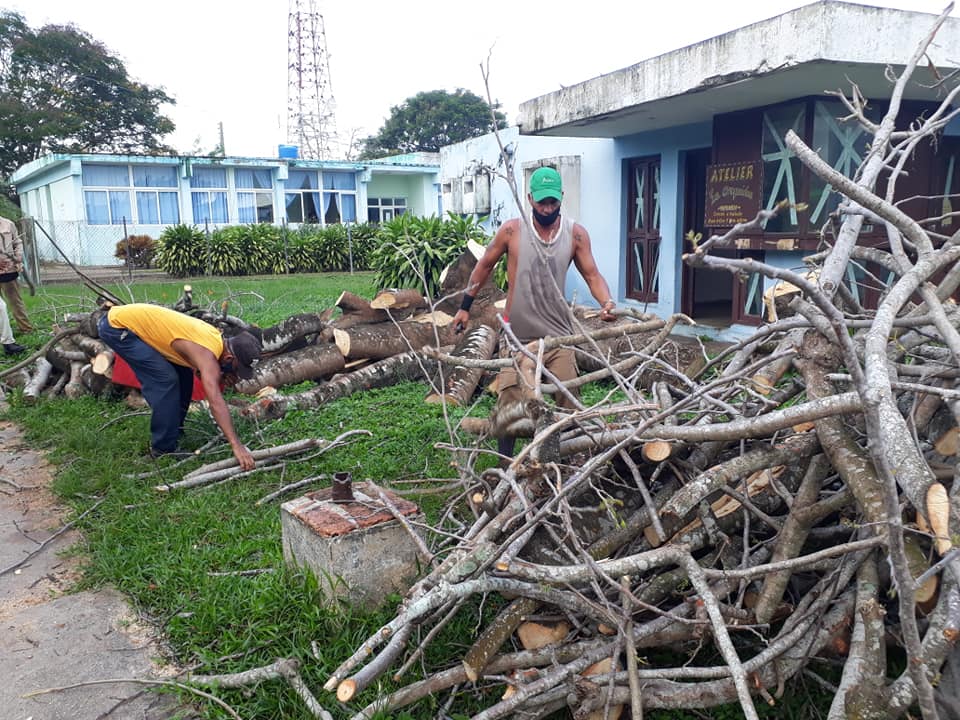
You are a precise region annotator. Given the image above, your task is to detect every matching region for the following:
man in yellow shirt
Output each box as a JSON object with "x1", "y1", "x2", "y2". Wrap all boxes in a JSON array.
[{"x1": 98, "y1": 304, "x2": 261, "y2": 469}]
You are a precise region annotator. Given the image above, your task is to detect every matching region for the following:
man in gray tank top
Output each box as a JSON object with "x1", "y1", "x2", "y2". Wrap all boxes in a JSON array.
[{"x1": 452, "y1": 166, "x2": 617, "y2": 460}]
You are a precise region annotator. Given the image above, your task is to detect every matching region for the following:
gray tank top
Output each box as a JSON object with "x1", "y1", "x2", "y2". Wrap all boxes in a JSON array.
[{"x1": 509, "y1": 215, "x2": 575, "y2": 343}]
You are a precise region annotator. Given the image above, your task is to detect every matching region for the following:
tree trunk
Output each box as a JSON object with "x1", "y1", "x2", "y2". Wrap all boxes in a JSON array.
[
  {"x1": 259, "y1": 312, "x2": 332, "y2": 353},
  {"x1": 243, "y1": 349, "x2": 440, "y2": 420},
  {"x1": 23, "y1": 358, "x2": 54, "y2": 404},
  {"x1": 333, "y1": 291, "x2": 417, "y2": 329},
  {"x1": 371, "y1": 289, "x2": 427, "y2": 311},
  {"x1": 334, "y1": 322, "x2": 453, "y2": 361},
  {"x1": 425, "y1": 324, "x2": 497, "y2": 406},
  {"x1": 234, "y1": 343, "x2": 345, "y2": 395}
]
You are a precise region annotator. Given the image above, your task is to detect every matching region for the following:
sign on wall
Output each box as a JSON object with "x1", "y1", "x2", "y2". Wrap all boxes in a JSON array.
[{"x1": 705, "y1": 161, "x2": 762, "y2": 227}]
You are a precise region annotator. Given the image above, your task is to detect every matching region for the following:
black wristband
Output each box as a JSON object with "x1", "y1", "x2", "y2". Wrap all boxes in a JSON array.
[{"x1": 459, "y1": 293, "x2": 475, "y2": 312}]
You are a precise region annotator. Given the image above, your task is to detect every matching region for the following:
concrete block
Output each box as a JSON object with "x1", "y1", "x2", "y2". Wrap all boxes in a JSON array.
[{"x1": 281, "y1": 481, "x2": 425, "y2": 609}]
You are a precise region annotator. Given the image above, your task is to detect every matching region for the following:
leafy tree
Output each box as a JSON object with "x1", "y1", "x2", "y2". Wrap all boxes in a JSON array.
[
  {"x1": 0, "y1": 11, "x2": 175, "y2": 199},
  {"x1": 360, "y1": 88, "x2": 507, "y2": 159}
]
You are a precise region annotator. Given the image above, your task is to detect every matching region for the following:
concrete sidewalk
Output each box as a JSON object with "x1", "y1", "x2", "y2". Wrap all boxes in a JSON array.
[{"x1": 0, "y1": 421, "x2": 190, "y2": 720}]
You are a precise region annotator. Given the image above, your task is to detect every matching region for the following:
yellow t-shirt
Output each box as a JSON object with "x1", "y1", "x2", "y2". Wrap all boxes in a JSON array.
[{"x1": 108, "y1": 304, "x2": 224, "y2": 367}]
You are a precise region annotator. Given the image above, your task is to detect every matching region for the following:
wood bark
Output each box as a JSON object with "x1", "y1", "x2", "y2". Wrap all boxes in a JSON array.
[
  {"x1": 234, "y1": 343, "x2": 345, "y2": 395},
  {"x1": 243, "y1": 349, "x2": 440, "y2": 420},
  {"x1": 334, "y1": 322, "x2": 453, "y2": 361},
  {"x1": 425, "y1": 324, "x2": 497, "y2": 406},
  {"x1": 258, "y1": 312, "x2": 331, "y2": 353},
  {"x1": 370, "y1": 288, "x2": 427, "y2": 311}
]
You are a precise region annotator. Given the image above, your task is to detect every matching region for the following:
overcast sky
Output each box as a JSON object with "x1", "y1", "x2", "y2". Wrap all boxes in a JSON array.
[{"x1": 4, "y1": 0, "x2": 957, "y2": 158}]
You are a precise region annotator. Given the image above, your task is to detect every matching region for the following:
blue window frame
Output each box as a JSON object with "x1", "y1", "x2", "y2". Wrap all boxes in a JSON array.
[
  {"x1": 190, "y1": 167, "x2": 229, "y2": 224},
  {"x1": 285, "y1": 170, "x2": 321, "y2": 223},
  {"x1": 320, "y1": 171, "x2": 357, "y2": 224},
  {"x1": 82, "y1": 163, "x2": 181, "y2": 225},
  {"x1": 236, "y1": 169, "x2": 274, "y2": 223}
]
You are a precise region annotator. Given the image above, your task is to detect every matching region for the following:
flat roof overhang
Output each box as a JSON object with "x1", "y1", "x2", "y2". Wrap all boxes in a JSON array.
[{"x1": 518, "y1": 1, "x2": 960, "y2": 138}]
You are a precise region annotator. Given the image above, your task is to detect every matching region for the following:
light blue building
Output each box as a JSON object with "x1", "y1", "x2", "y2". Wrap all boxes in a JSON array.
[
  {"x1": 441, "y1": 1, "x2": 960, "y2": 338},
  {"x1": 10, "y1": 151, "x2": 440, "y2": 266}
]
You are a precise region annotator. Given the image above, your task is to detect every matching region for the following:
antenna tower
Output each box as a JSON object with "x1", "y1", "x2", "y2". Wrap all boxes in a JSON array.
[{"x1": 286, "y1": 0, "x2": 338, "y2": 159}]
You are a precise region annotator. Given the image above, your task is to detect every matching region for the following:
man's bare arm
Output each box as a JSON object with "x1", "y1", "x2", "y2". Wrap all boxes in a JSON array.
[
  {"x1": 453, "y1": 220, "x2": 515, "y2": 329},
  {"x1": 171, "y1": 339, "x2": 256, "y2": 470},
  {"x1": 571, "y1": 224, "x2": 616, "y2": 321}
]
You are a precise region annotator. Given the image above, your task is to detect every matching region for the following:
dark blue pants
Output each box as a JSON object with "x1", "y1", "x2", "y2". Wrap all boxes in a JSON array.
[{"x1": 98, "y1": 314, "x2": 194, "y2": 452}]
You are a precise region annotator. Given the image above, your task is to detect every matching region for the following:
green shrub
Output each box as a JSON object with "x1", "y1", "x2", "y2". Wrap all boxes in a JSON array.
[
  {"x1": 154, "y1": 225, "x2": 205, "y2": 277},
  {"x1": 205, "y1": 226, "x2": 248, "y2": 276},
  {"x1": 371, "y1": 213, "x2": 489, "y2": 297},
  {"x1": 345, "y1": 222, "x2": 379, "y2": 270},
  {"x1": 114, "y1": 234, "x2": 156, "y2": 268},
  {"x1": 286, "y1": 225, "x2": 322, "y2": 274},
  {"x1": 236, "y1": 224, "x2": 278, "y2": 275}
]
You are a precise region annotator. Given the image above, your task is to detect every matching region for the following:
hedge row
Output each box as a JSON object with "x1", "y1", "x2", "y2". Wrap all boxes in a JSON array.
[
  {"x1": 153, "y1": 215, "x2": 492, "y2": 295},
  {"x1": 153, "y1": 222, "x2": 380, "y2": 277}
]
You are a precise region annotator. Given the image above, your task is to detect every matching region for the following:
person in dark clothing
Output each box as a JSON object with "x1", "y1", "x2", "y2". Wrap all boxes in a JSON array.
[{"x1": 98, "y1": 304, "x2": 261, "y2": 469}]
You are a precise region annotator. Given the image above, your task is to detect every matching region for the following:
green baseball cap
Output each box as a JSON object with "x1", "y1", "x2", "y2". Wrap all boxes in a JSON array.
[{"x1": 529, "y1": 167, "x2": 562, "y2": 202}]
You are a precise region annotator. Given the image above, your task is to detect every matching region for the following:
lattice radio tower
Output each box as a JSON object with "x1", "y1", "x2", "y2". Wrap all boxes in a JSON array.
[{"x1": 287, "y1": 0, "x2": 338, "y2": 159}]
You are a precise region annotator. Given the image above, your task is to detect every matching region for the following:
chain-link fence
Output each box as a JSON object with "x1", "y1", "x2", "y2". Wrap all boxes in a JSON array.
[{"x1": 18, "y1": 217, "x2": 170, "y2": 286}]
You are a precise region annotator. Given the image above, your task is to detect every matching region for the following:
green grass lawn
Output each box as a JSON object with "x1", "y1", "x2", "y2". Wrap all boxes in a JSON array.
[
  {"x1": 3, "y1": 272, "x2": 503, "y2": 719},
  {"x1": 0, "y1": 273, "x2": 833, "y2": 719}
]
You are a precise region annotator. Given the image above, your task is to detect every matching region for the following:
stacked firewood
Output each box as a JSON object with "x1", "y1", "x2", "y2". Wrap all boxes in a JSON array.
[
  {"x1": 7, "y1": 18, "x2": 960, "y2": 718},
  {"x1": 315, "y1": 16, "x2": 960, "y2": 720},
  {"x1": 0, "y1": 252, "x2": 488, "y2": 408}
]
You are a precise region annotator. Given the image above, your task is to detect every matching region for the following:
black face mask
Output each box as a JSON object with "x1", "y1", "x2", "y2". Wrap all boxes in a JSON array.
[{"x1": 532, "y1": 206, "x2": 561, "y2": 227}]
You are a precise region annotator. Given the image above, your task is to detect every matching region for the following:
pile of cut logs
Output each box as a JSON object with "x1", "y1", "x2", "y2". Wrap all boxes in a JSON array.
[{"x1": 9, "y1": 20, "x2": 960, "y2": 717}]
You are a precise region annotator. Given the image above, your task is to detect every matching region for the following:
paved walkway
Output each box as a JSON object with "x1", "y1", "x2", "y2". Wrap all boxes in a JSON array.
[
  {"x1": 0, "y1": 420, "x2": 189, "y2": 720},
  {"x1": 37, "y1": 264, "x2": 174, "y2": 286}
]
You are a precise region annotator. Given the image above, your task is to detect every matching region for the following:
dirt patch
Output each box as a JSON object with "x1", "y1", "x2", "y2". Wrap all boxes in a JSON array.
[
  {"x1": 0, "y1": 420, "x2": 84, "y2": 620},
  {"x1": 0, "y1": 419, "x2": 190, "y2": 718}
]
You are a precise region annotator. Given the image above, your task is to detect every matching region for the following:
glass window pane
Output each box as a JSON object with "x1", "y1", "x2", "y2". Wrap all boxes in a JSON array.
[
  {"x1": 288, "y1": 170, "x2": 317, "y2": 190},
  {"x1": 323, "y1": 172, "x2": 356, "y2": 190},
  {"x1": 210, "y1": 192, "x2": 228, "y2": 223},
  {"x1": 109, "y1": 191, "x2": 131, "y2": 224},
  {"x1": 159, "y1": 192, "x2": 180, "y2": 223},
  {"x1": 236, "y1": 168, "x2": 272, "y2": 189},
  {"x1": 743, "y1": 271, "x2": 764, "y2": 317},
  {"x1": 84, "y1": 191, "x2": 109, "y2": 224},
  {"x1": 82, "y1": 164, "x2": 129, "y2": 187},
  {"x1": 652, "y1": 165, "x2": 661, "y2": 232},
  {"x1": 238, "y1": 192, "x2": 256, "y2": 223},
  {"x1": 761, "y1": 103, "x2": 805, "y2": 232},
  {"x1": 304, "y1": 192, "x2": 321, "y2": 223},
  {"x1": 285, "y1": 193, "x2": 303, "y2": 223},
  {"x1": 368, "y1": 207, "x2": 381, "y2": 223},
  {"x1": 133, "y1": 166, "x2": 177, "y2": 187},
  {"x1": 136, "y1": 192, "x2": 159, "y2": 224},
  {"x1": 631, "y1": 241, "x2": 645, "y2": 293},
  {"x1": 324, "y1": 192, "x2": 341, "y2": 224},
  {"x1": 649, "y1": 240, "x2": 660, "y2": 295},
  {"x1": 395, "y1": 198, "x2": 406, "y2": 207},
  {"x1": 191, "y1": 167, "x2": 227, "y2": 188},
  {"x1": 341, "y1": 194, "x2": 356, "y2": 223},
  {"x1": 192, "y1": 192, "x2": 210, "y2": 224},
  {"x1": 256, "y1": 192, "x2": 274, "y2": 223},
  {"x1": 808, "y1": 100, "x2": 871, "y2": 225}
]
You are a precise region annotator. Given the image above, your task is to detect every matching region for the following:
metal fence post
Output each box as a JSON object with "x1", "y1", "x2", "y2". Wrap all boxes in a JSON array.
[
  {"x1": 204, "y1": 220, "x2": 211, "y2": 277},
  {"x1": 122, "y1": 217, "x2": 131, "y2": 282},
  {"x1": 347, "y1": 223, "x2": 354, "y2": 274}
]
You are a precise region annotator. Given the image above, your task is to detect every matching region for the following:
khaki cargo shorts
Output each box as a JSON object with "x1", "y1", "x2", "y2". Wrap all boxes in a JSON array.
[{"x1": 497, "y1": 344, "x2": 579, "y2": 411}]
